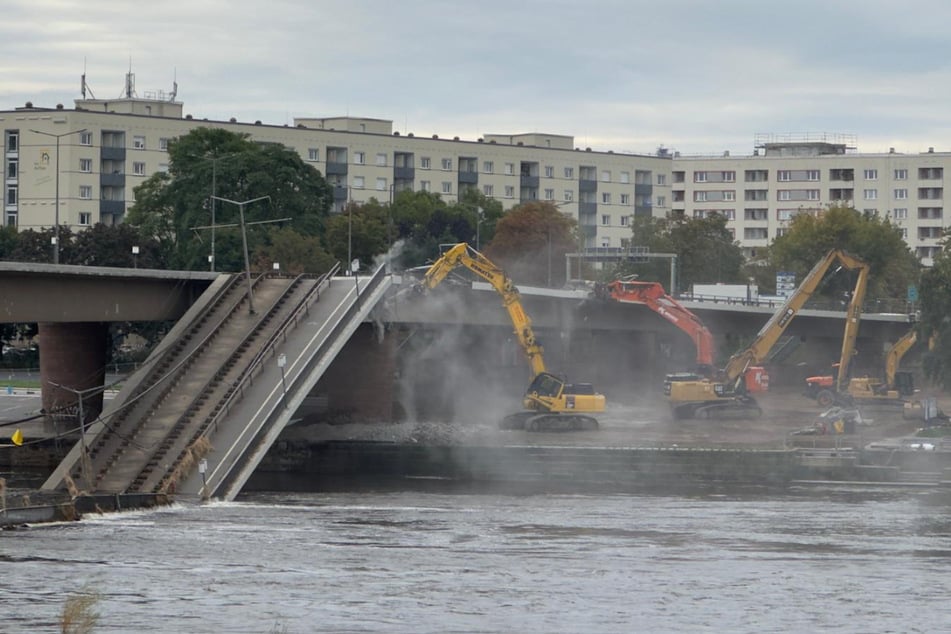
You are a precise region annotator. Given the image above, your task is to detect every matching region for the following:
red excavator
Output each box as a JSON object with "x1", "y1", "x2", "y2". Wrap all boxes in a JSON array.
[{"x1": 601, "y1": 277, "x2": 762, "y2": 385}]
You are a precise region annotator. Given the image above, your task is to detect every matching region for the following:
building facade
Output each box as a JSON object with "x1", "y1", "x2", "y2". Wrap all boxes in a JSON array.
[
  {"x1": 4, "y1": 98, "x2": 949, "y2": 266},
  {"x1": 671, "y1": 134, "x2": 949, "y2": 265},
  {"x1": 2, "y1": 95, "x2": 668, "y2": 253}
]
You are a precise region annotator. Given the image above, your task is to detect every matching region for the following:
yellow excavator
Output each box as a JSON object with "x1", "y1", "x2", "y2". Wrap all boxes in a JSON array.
[
  {"x1": 416, "y1": 243, "x2": 605, "y2": 431},
  {"x1": 665, "y1": 249, "x2": 870, "y2": 419},
  {"x1": 807, "y1": 328, "x2": 918, "y2": 407}
]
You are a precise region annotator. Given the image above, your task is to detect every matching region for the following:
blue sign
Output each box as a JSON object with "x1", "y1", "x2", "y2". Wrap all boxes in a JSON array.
[{"x1": 907, "y1": 285, "x2": 918, "y2": 302}]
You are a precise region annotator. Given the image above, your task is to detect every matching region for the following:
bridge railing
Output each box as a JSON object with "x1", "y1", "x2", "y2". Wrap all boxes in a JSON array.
[{"x1": 677, "y1": 293, "x2": 915, "y2": 315}]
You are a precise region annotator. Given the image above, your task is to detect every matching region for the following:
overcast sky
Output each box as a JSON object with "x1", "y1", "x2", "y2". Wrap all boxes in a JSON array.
[{"x1": 5, "y1": 0, "x2": 951, "y2": 156}]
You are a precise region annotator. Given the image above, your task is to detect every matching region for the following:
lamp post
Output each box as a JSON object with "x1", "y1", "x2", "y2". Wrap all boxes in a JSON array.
[
  {"x1": 48, "y1": 381, "x2": 101, "y2": 491},
  {"x1": 347, "y1": 198, "x2": 353, "y2": 276},
  {"x1": 277, "y1": 353, "x2": 288, "y2": 409},
  {"x1": 475, "y1": 206, "x2": 484, "y2": 251},
  {"x1": 30, "y1": 128, "x2": 87, "y2": 265},
  {"x1": 132, "y1": 245, "x2": 139, "y2": 269},
  {"x1": 211, "y1": 195, "x2": 270, "y2": 315}
]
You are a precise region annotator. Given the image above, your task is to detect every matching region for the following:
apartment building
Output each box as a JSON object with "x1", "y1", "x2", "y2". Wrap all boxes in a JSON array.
[
  {"x1": 2, "y1": 92, "x2": 668, "y2": 252},
  {"x1": 671, "y1": 134, "x2": 949, "y2": 265}
]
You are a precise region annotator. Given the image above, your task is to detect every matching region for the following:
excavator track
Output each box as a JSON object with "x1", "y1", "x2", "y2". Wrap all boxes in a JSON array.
[
  {"x1": 500, "y1": 411, "x2": 599, "y2": 432},
  {"x1": 692, "y1": 399, "x2": 763, "y2": 420}
]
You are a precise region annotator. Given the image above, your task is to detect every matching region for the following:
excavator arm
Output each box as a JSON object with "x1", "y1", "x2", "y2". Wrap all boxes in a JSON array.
[
  {"x1": 884, "y1": 329, "x2": 918, "y2": 387},
  {"x1": 605, "y1": 279, "x2": 715, "y2": 374},
  {"x1": 722, "y1": 249, "x2": 870, "y2": 387},
  {"x1": 418, "y1": 242, "x2": 546, "y2": 377},
  {"x1": 833, "y1": 257, "x2": 870, "y2": 392}
]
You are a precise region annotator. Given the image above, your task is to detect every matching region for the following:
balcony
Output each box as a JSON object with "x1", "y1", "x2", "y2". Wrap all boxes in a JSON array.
[
  {"x1": 325, "y1": 161, "x2": 348, "y2": 176},
  {"x1": 99, "y1": 200, "x2": 125, "y2": 217},
  {"x1": 100, "y1": 172, "x2": 125, "y2": 188},
  {"x1": 394, "y1": 166, "x2": 415, "y2": 180},
  {"x1": 520, "y1": 175, "x2": 539, "y2": 188},
  {"x1": 101, "y1": 146, "x2": 125, "y2": 161},
  {"x1": 579, "y1": 201, "x2": 597, "y2": 215},
  {"x1": 333, "y1": 186, "x2": 348, "y2": 201},
  {"x1": 634, "y1": 183, "x2": 652, "y2": 196},
  {"x1": 579, "y1": 179, "x2": 597, "y2": 193},
  {"x1": 458, "y1": 170, "x2": 478, "y2": 185}
]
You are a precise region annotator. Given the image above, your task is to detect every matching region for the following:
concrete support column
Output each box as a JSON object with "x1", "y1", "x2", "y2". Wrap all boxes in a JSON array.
[
  {"x1": 38, "y1": 322, "x2": 108, "y2": 434},
  {"x1": 319, "y1": 323, "x2": 396, "y2": 423}
]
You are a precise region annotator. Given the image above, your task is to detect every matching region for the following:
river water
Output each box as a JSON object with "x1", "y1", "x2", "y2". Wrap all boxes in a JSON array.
[{"x1": 3, "y1": 485, "x2": 951, "y2": 633}]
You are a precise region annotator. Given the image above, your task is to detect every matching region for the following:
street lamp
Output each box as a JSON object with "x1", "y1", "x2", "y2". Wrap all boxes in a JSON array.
[
  {"x1": 30, "y1": 128, "x2": 87, "y2": 265},
  {"x1": 132, "y1": 245, "x2": 139, "y2": 269},
  {"x1": 475, "y1": 206, "x2": 484, "y2": 251},
  {"x1": 210, "y1": 195, "x2": 271, "y2": 315},
  {"x1": 48, "y1": 381, "x2": 101, "y2": 491},
  {"x1": 277, "y1": 353, "x2": 288, "y2": 409}
]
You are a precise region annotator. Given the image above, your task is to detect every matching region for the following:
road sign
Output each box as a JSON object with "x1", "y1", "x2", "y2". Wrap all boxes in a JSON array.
[{"x1": 907, "y1": 285, "x2": 918, "y2": 302}]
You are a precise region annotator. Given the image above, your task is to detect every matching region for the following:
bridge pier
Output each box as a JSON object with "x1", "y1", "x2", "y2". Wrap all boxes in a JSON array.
[{"x1": 38, "y1": 322, "x2": 108, "y2": 434}]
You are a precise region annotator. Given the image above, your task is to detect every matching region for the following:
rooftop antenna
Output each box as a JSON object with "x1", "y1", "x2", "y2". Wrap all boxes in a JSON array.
[
  {"x1": 123, "y1": 57, "x2": 136, "y2": 98},
  {"x1": 80, "y1": 58, "x2": 95, "y2": 99}
]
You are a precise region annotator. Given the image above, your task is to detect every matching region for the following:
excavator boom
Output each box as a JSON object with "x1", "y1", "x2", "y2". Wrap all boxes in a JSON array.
[
  {"x1": 604, "y1": 279, "x2": 715, "y2": 374},
  {"x1": 416, "y1": 243, "x2": 604, "y2": 431},
  {"x1": 668, "y1": 249, "x2": 869, "y2": 419}
]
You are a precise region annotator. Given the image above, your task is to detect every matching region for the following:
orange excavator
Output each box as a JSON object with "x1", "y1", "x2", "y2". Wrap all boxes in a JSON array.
[{"x1": 601, "y1": 278, "x2": 717, "y2": 378}]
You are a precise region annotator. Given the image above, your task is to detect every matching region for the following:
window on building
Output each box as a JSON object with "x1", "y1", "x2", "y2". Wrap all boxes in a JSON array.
[
  {"x1": 602, "y1": 192, "x2": 612, "y2": 204},
  {"x1": 79, "y1": 212, "x2": 91, "y2": 226},
  {"x1": 483, "y1": 184, "x2": 494, "y2": 196},
  {"x1": 601, "y1": 214, "x2": 610, "y2": 226},
  {"x1": 504, "y1": 185, "x2": 515, "y2": 198},
  {"x1": 564, "y1": 189, "x2": 574, "y2": 202},
  {"x1": 442, "y1": 181, "x2": 452, "y2": 194},
  {"x1": 894, "y1": 168, "x2": 908, "y2": 180},
  {"x1": 614, "y1": 171, "x2": 628, "y2": 184},
  {"x1": 5, "y1": 210, "x2": 17, "y2": 227},
  {"x1": 352, "y1": 176, "x2": 365, "y2": 189},
  {"x1": 899, "y1": 228, "x2": 908, "y2": 239},
  {"x1": 620, "y1": 193, "x2": 630, "y2": 205},
  {"x1": 376, "y1": 153, "x2": 387, "y2": 166},
  {"x1": 620, "y1": 215, "x2": 630, "y2": 227},
  {"x1": 79, "y1": 185, "x2": 91, "y2": 199},
  {"x1": 6, "y1": 132, "x2": 17, "y2": 152},
  {"x1": 656, "y1": 195, "x2": 666, "y2": 207},
  {"x1": 778, "y1": 170, "x2": 791, "y2": 181},
  {"x1": 601, "y1": 170, "x2": 611, "y2": 182},
  {"x1": 133, "y1": 161, "x2": 146, "y2": 176},
  {"x1": 158, "y1": 137, "x2": 168, "y2": 151},
  {"x1": 376, "y1": 177, "x2": 387, "y2": 191},
  {"x1": 601, "y1": 237, "x2": 611, "y2": 248},
  {"x1": 694, "y1": 191, "x2": 707, "y2": 202},
  {"x1": 79, "y1": 131, "x2": 92, "y2": 146},
  {"x1": 133, "y1": 135, "x2": 145, "y2": 149},
  {"x1": 544, "y1": 165, "x2": 554, "y2": 178},
  {"x1": 483, "y1": 161, "x2": 493, "y2": 173},
  {"x1": 894, "y1": 188, "x2": 908, "y2": 200},
  {"x1": 420, "y1": 157, "x2": 431, "y2": 169},
  {"x1": 79, "y1": 158, "x2": 92, "y2": 173},
  {"x1": 806, "y1": 170, "x2": 820, "y2": 181},
  {"x1": 307, "y1": 148, "x2": 319, "y2": 161},
  {"x1": 6, "y1": 158, "x2": 16, "y2": 178},
  {"x1": 893, "y1": 208, "x2": 908, "y2": 219},
  {"x1": 6, "y1": 184, "x2": 16, "y2": 205},
  {"x1": 505, "y1": 163, "x2": 515, "y2": 175},
  {"x1": 441, "y1": 158, "x2": 452, "y2": 171},
  {"x1": 544, "y1": 188, "x2": 554, "y2": 200},
  {"x1": 864, "y1": 169, "x2": 878, "y2": 180},
  {"x1": 420, "y1": 180, "x2": 431, "y2": 192},
  {"x1": 353, "y1": 151, "x2": 365, "y2": 165},
  {"x1": 564, "y1": 166, "x2": 574, "y2": 179},
  {"x1": 864, "y1": 189, "x2": 877, "y2": 200},
  {"x1": 694, "y1": 172, "x2": 707, "y2": 183}
]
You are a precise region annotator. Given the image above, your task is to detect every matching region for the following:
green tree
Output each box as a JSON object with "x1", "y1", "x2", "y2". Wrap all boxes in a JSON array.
[
  {"x1": 71, "y1": 224, "x2": 164, "y2": 269},
  {"x1": 919, "y1": 241, "x2": 951, "y2": 388},
  {"x1": 769, "y1": 205, "x2": 918, "y2": 300},
  {"x1": 618, "y1": 213, "x2": 744, "y2": 292},
  {"x1": 324, "y1": 201, "x2": 390, "y2": 272},
  {"x1": 252, "y1": 227, "x2": 335, "y2": 274},
  {"x1": 126, "y1": 127, "x2": 332, "y2": 271},
  {"x1": 6, "y1": 227, "x2": 76, "y2": 263},
  {"x1": 484, "y1": 201, "x2": 578, "y2": 287}
]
